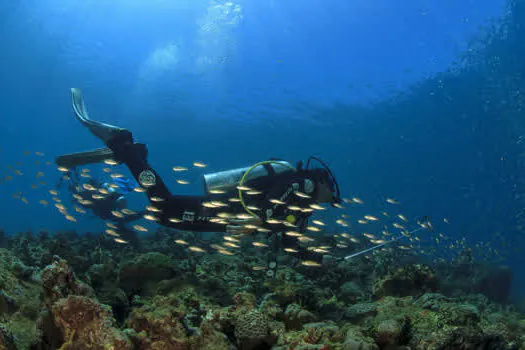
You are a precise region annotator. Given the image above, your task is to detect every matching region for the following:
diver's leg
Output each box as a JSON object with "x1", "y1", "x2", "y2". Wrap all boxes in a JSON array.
[
  {"x1": 106, "y1": 130, "x2": 172, "y2": 200},
  {"x1": 68, "y1": 88, "x2": 172, "y2": 201},
  {"x1": 55, "y1": 89, "x2": 124, "y2": 168}
]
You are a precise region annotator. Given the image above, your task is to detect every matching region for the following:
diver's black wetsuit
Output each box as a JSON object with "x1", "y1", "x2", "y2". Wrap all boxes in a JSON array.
[{"x1": 107, "y1": 130, "x2": 324, "y2": 261}]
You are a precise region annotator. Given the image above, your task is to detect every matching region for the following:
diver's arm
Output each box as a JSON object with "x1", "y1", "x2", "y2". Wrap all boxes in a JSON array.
[
  {"x1": 286, "y1": 206, "x2": 328, "y2": 263},
  {"x1": 259, "y1": 175, "x2": 314, "y2": 233}
]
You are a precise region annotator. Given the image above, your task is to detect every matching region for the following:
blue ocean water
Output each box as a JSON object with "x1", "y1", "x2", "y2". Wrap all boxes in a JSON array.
[{"x1": 0, "y1": 0, "x2": 523, "y2": 297}]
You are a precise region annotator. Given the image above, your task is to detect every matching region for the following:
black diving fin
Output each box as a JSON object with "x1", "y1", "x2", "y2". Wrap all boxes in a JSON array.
[
  {"x1": 56, "y1": 88, "x2": 129, "y2": 169},
  {"x1": 55, "y1": 147, "x2": 119, "y2": 168}
]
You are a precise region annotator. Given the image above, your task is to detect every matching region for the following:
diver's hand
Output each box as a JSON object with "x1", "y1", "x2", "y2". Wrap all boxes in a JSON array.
[{"x1": 225, "y1": 217, "x2": 262, "y2": 235}]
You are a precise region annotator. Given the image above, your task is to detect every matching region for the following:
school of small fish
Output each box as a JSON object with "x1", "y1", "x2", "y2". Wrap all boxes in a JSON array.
[{"x1": 0, "y1": 151, "x2": 514, "y2": 265}]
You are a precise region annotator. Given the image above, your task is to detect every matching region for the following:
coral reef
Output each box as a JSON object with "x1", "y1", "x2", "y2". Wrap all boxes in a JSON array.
[
  {"x1": 372, "y1": 264, "x2": 438, "y2": 297},
  {"x1": 0, "y1": 229, "x2": 522, "y2": 350}
]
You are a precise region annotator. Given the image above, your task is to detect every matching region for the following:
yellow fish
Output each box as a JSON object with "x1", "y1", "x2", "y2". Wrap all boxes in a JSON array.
[
  {"x1": 352, "y1": 197, "x2": 364, "y2": 204},
  {"x1": 103, "y1": 159, "x2": 118, "y2": 166},
  {"x1": 189, "y1": 246, "x2": 206, "y2": 253},
  {"x1": 310, "y1": 204, "x2": 326, "y2": 210},
  {"x1": 218, "y1": 249, "x2": 234, "y2": 256},
  {"x1": 105, "y1": 229, "x2": 120, "y2": 237},
  {"x1": 133, "y1": 225, "x2": 148, "y2": 232},
  {"x1": 65, "y1": 215, "x2": 77, "y2": 223},
  {"x1": 209, "y1": 189, "x2": 226, "y2": 194},
  {"x1": 144, "y1": 214, "x2": 158, "y2": 221}
]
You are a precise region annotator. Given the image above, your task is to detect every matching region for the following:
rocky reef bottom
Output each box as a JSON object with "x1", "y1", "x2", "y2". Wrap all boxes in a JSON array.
[{"x1": 0, "y1": 228, "x2": 524, "y2": 350}]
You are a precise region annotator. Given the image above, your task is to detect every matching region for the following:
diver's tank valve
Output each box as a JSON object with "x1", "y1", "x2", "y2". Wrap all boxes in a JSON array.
[{"x1": 203, "y1": 161, "x2": 295, "y2": 194}]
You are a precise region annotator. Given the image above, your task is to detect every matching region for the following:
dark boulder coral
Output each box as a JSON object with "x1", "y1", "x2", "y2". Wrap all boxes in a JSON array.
[
  {"x1": 211, "y1": 292, "x2": 282, "y2": 350},
  {"x1": 96, "y1": 285, "x2": 130, "y2": 323},
  {"x1": 234, "y1": 309, "x2": 278, "y2": 350},
  {"x1": 475, "y1": 266, "x2": 512, "y2": 303},
  {"x1": 373, "y1": 264, "x2": 438, "y2": 297},
  {"x1": 438, "y1": 262, "x2": 513, "y2": 303},
  {"x1": 374, "y1": 317, "x2": 411, "y2": 349},
  {"x1": 344, "y1": 302, "x2": 378, "y2": 323},
  {"x1": 118, "y1": 252, "x2": 180, "y2": 295},
  {"x1": 87, "y1": 261, "x2": 130, "y2": 323},
  {"x1": 283, "y1": 303, "x2": 317, "y2": 330},
  {"x1": 339, "y1": 281, "x2": 365, "y2": 303},
  {"x1": 87, "y1": 262, "x2": 118, "y2": 289}
]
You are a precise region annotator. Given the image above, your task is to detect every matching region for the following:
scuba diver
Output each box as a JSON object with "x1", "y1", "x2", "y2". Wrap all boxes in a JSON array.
[{"x1": 56, "y1": 88, "x2": 342, "y2": 265}]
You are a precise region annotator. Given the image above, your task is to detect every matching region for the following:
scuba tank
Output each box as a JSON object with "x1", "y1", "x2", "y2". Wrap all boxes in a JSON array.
[{"x1": 203, "y1": 160, "x2": 295, "y2": 195}]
